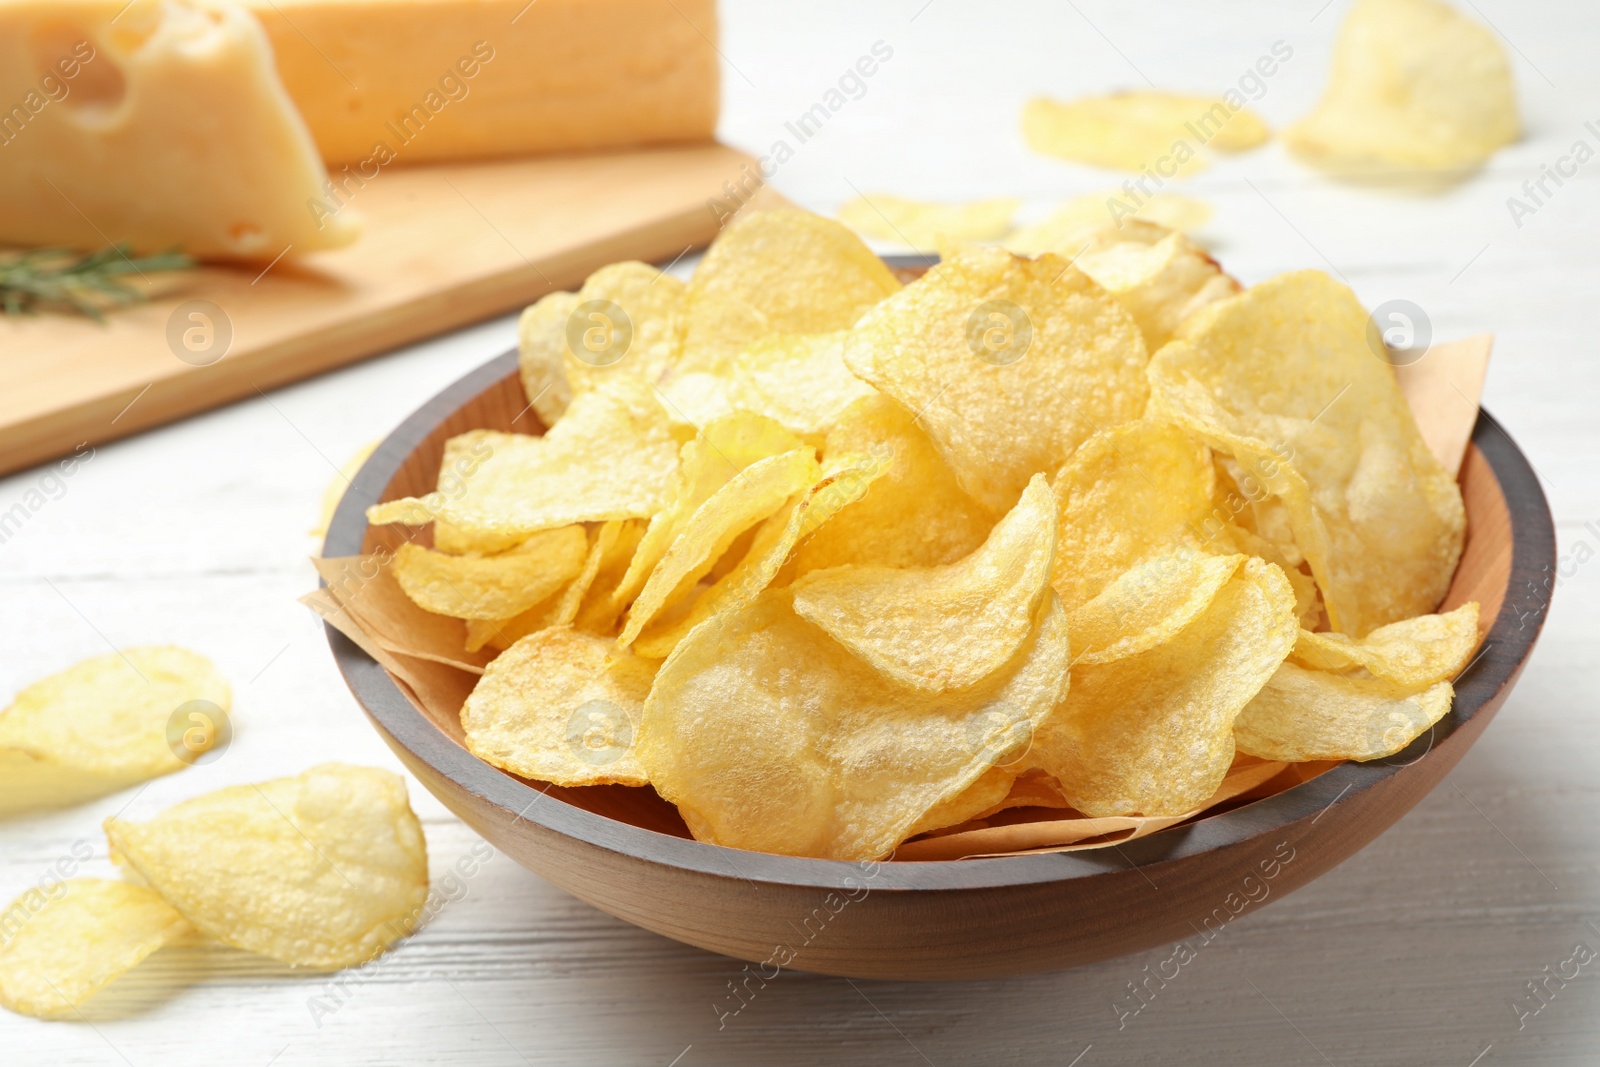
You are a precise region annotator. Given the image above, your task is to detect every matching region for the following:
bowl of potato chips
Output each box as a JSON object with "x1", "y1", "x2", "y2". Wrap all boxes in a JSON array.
[{"x1": 317, "y1": 210, "x2": 1552, "y2": 979}]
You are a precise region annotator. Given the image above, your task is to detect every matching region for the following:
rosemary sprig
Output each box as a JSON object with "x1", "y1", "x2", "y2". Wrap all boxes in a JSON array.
[{"x1": 0, "y1": 245, "x2": 194, "y2": 321}]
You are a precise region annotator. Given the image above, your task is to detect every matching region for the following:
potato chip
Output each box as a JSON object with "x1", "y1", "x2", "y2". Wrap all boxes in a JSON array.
[
  {"x1": 632, "y1": 452, "x2": 890, "y2": 659},
  {"x1": 1023, "y1": 92, "x2": 1269, "y2": 174},
  {"x1": 1203, "y1": 452, "x2": 1327, "y2": 629},
  {"x1": 844, "y1": 247, "x2": 1149, "y2": 513},
  {"x1": 0, "y1": 879, "x2": 191, "y2": 1019},
  {"x1": 1205, "y1": 453, "x2": 1303, "y2": 563},
  {"x1": 639, "y1": 588, "x2": 1070, "y2": 860},
  {"x1": 904, "y1": 765, "x2": 1022, "y2": 838},
  {"x1": 608, "y1": 413, "x2": 805, "y2": 617},
  {"x1": 654, "y1": 371, "x2": 738, "y2": 429},
  {"x1": 0, "y1": 647, "x2": 232, "y2": 815},
  {"x1": 563, "y1": 262, "x2": 685, "y2": 392},
  {"x1": 427, "y1": 430, "x2": 511, "y2": 554},
  {"x1": 1293, "y1": 601, "x2": 1479, "y2": 689},
  {"x1": 1284, "y1": 0, "x2": 1519, "y2": 179},
  {"x1": 463, "y1": 614, "x2": 536, "y2": 656},
  {"x1": 619, "y1": 449, "x2": 822, "y2": 646},
  {"x1": 1210, "y1": 514, "x2": 1323, "y2": 628},
  {"x1": 678, "y1": 209, "x2": 901, "y2": 377},
  {"x1": 1147, "y1": 270, "x2": 1465, "y2": 636},
  {"x1": 1051, "y1": 419, "x2": 1215, "y2": 613},
  {"x1": 791, "y1": 475, "x2": 1055, "y2": 691},
  {"x1": 392, "y1": 526, "x2": 588, "y2": 621},
  {"x1": 104, "y1": 764, "x2": 428, "y2": 970},
  {"x1": 367, "y1": 376, "x2": 680, "y2": 547},
  {"x1": 574, "y1": 521, "x2": 648, "y2": 634},
  {"x1": 459, "y1": 521, "x2": 636, "y2": 652},
  {"x1": 1006, "y1": 192, "x2": 1213, "y2": 256},
  {"x1": 551, "y1": 522, "x2": 625, "y2": 626},
  {"x1": 461, "y1": 627, "x2": 655, "y2": 787},
  {"x1": 517, "y1": 289, "x2": 581, "y2": 427},
  {"x1": 787, "y1": 394, "x2": 997, "y2": 575},
  {"x1": 1068, "y1": 550, "x2": 1244, "y2": 666},
  {"x1": 1235, "y1": 662, "x2": 1453, "y2": 762},
  {"x1": 837, "y1": 195, "x2": 1020, "y2": 249},
  {"x1": 1032, "y1": 557, "x2": 1297, "y2": 816},
  {"x1": 730, "y1": 331, "x2": 878, "y2": 437},
  {"x1": 517, "y1": 262, "x2": 686, "y2": 427},
  {"x1": 1073, "y1": 228, "x2": 1240, "y2": 352}
]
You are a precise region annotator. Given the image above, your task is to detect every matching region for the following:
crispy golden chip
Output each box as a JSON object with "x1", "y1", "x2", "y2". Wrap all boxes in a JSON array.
[
  {"x1": 619, "y1": 449, "x2": 822, "y2": 646},
  {"x1": 1202, "y1": 454, "x2": 1325, "y2": 627},
  {"x1": 552, "y1": 521, "x2": 627, "y2": 627},
  {"x1": 428, "y1": 430, "x2": 509, "y2": 554},
  {"x1": 791, "y1": 475, "x2": 1056, "y2": 691},
  {"x1": 1206, "y1": 453, "x2": 1304, "y2": 566},
  {"x1": 633, "y1": 452, "x2": 890, "y2": 659},
  {"x1": 392, "y1": 526, "x2": 588, "y2": 621},
  {"x1": 905, "y1": 765, "x2": 1023, "y2": 839},
  {"x1": 460, "y1": 521, "x2": 637, "y2": 652},
  {"x1": 1068, "y1": 550, "x2": 1244, "y2": 666},
  {"x1": 562, "y1": 262, "x2": 685, "y2": 392},
  {"x1": 1023, "y1": 92, "x2": 1269, "y2": 174},
  {"x1": 845, "y1": 247, "x2": 1149, "y2": 513},
  {"x1": 1284, "y1": 0, "x2": 1519, "y2": 180},
  {"x1": 0, "y1": 879, "x2": 191, "y2": 1019},
  {"x1": 517, "y1": 262, "x2": 686, "y2": 428},
  {"x1": 639, "y1": 588, "x2": 1070, "y2": 860},
  {"x1": 678, "y1": 209, "x2": 901, "y2": 377},
  {"x1": 1073, "y1": 228, "x2": 1240, "y2": 352},
  {"x1": 1235, "y1": 662, "x2": 1453, "y2": 762},
  {"x1": 463, "y1": 613, "x2": 539, "y2": 656},
  {"x1": 1032, "y1": 558, "x2": 1297, "y2": 816},
  {"x1": 461, "y1": 627, "x2": 655, "y2": 787},
  {"x1": 1147, "y1": 270, "x2": 1465, "y2": 636},
  {"x1": 104, "y1": 764, "x2": 428, "y2": 970},
  {"x1": 1006, "y1": 192, "x2": 1213, "y2": 255},
  {"x1": 730, "y1": 331, "x2": 878, "y2": 436},
  {"x1": 608, "y1": 413, "x2": 805, "y2": 616},
  {"x1": 1051, "y1": 419, "x2": 1215, "y2": 613},
  {"x1": 517, "y1": 290, "x2": 581, "y2": 427},
  {"x1": 654, "y1": 371, "x2": 737, "y2": 429},
  {"x1": 1209, "y1": 518, "x2": 1322, "y2": 628},
  {"x1": 312, "y1": 439, "x2": 379, "y2": 538},
  {"x1": 0, "y1": 648, "x2": 232, "y2": 815},
  {"x1": 367, "y1": 377, "x2": 680, "y2": 547},
  {"x1": 837, "y1": 195, "x2": 1020, "y2": 249},
  {"x1": 574, "y1": 520, "x2": 648, "y2": 634},
  {"x1": 1293, "y1": 601, "x2": 1480, "y2": 689},
  {"x1": 787, "y1": 394, "x2": 997, "y2": 575}
]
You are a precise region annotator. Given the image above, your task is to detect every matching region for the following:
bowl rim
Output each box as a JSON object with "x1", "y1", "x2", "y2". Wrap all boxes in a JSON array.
[{"x1": 324, "y1": 348, "x2": 1555, "y2": 892}]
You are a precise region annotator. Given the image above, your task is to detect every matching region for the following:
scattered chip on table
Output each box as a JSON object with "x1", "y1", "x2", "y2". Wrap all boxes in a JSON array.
[
  {"x1": 1284, "y1": 0, "x2": 1519, "y2": 181},
  {"x1": 104, "y1": 763, "x2": 429, "y2": 970},
  {"x1": 0, "y1": 647, "x2": 231, "y2": 815}
]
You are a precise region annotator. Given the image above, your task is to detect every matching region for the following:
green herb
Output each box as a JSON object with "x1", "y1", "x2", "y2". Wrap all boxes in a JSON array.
[{"x1": 0, "y1": 245, "x2": 194, "y2": 321}]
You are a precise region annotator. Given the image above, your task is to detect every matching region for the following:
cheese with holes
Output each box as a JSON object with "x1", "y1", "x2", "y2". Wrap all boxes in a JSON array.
[
  {"x1": 0, "y1": 0, "x2": 354, "y2": 259},
  {"x1": 241, "y1": 0, "x2": 721, "y2": 165}
]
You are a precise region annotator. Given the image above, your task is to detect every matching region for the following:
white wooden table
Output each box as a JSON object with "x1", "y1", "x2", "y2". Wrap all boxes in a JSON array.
[{"x1": 4, "y1": 2, "x2": 1597, "y2": 1063}]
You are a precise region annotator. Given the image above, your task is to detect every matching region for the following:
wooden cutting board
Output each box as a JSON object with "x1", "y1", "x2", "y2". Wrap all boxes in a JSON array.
[{"x1": 0, "y1": 142, "x2": 754, "y2": 478}]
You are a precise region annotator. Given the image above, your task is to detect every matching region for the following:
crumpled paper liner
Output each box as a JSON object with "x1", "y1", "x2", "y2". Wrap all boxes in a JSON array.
[
  {"x1": 1394, "y1": 333, "x2": 1491, "y2": 475},
  {"x1": 307, "y1": 335, "x2": 1490, "y2": 860},
  {"x1": 894, "y1": 758, "x2": 1342, "y2": 861}
]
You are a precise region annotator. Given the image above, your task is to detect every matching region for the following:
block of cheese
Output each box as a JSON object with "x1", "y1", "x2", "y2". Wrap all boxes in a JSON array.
[
  {"x1": 0, "y1": 0, "x2": 355, "y2": 259},
  {"x1": 240, "y1": 0, "x2": 720, "y2": 166}
]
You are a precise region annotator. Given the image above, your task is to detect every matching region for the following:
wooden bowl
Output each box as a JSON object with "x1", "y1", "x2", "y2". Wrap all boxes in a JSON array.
[{"x1": 324, "y1": 350, "x2": 1554, "y2": 981}]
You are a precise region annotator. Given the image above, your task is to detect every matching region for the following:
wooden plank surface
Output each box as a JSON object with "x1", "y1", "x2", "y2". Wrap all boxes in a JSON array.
[
  {"x1": 2, "y1": 1, "x2": 1598, "y2": 1064},
  {"x1": 0, "y1": 143, "x2": 752, "y2": 477}
]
